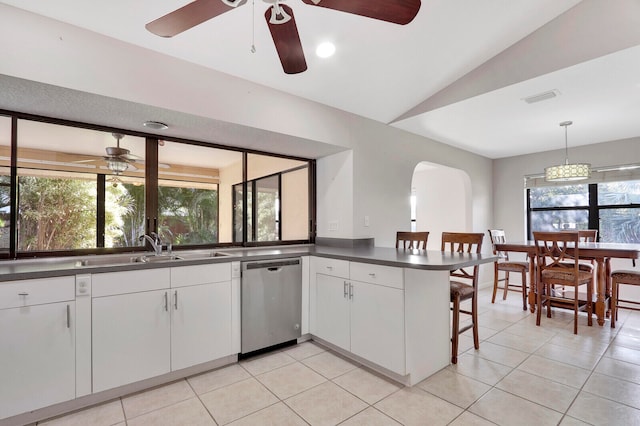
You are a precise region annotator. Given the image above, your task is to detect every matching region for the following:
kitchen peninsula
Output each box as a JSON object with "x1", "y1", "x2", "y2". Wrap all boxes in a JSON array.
[{"x1": 0, "y1": 244, "x2": 495, "y2": 426}]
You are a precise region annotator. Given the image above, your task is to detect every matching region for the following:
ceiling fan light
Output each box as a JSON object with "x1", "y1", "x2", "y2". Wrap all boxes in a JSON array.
[
  {"x1": 107, "y1": 158, "x2": 129, "y2": 175},
  {"x1": 316, "y1": 42, "x2": 335, "y2": 58}
]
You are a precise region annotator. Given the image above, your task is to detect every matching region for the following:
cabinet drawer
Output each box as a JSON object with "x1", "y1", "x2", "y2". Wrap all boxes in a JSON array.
[
  {"x1": 313, "y1": 257, "x2": 349, "y2": 278},
  {"x1": 0, "y1": 276, "x2": 75, "y2": 310},
  {"x1": 92, "y1": 268, "x2": 171, "y2": 297},
  {"x1": 170, "y1": 263, "x2": 231, "y2": 288},
  {"x1": 350, "y1": 262, "x2": 403, "y2": 289}
]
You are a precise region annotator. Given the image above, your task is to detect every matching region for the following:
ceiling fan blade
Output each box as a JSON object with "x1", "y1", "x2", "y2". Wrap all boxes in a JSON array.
[
  {"x1": 265, "y1": 4, "x2": 307, "y2": 74},
  {"x1": 300, "y1": 0, "x2": 421, "y2": 25},
  {"x1": 146, "y1": 0, "x2": 247, "y2": 37}
]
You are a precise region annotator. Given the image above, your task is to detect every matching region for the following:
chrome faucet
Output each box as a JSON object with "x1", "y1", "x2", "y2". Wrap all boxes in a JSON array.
[{"x1": 139, "y1": 233, "x2": 162, "y2": 256}]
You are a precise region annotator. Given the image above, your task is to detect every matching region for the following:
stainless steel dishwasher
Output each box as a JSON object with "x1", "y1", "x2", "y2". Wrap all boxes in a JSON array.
[{"x1": 241, "y1": 258, "x2": 302, "y2": 354}]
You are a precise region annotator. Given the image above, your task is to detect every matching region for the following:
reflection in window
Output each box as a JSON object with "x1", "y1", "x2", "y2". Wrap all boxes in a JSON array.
[{"x1": 16, "y1": 120, "x2": 146, "y2": 251}]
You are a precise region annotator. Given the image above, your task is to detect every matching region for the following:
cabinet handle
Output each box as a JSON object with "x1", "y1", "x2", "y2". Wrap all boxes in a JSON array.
[
  {"x1": 326, "y1": 266, "x2": 333, "y2": 270},
  {"x1": 174, "y1": 290, "x2": 178, "y2": 310},
  {"x1": 18, "y1": 292, "x2": 28, "y2": 296},
  {"x1": 164, "y1": 292, "x2": 169, "y2": 311},
  {"x1": 369, "y1": 273, "x2": 376, "y2": 278},
  {"x1": 349, "y1": 283, "x2": 354, "y2": 300},
  {"x1": 66, "y1": 304, "x2": 71, "y2": 328},
  {"x1": 343, "y1": 281, "x2": 348, "y2": 298}
]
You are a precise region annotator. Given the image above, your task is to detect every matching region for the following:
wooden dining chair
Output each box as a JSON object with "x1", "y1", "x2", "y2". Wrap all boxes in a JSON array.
[
  {"x1": 533, "y1": 231, "x2": 594, "y2": 334},
  {"x1": 396, "y1": 231, "x2": 429, "y2": 249},
  {"x1": 488, "y1": 229, "x2": 529, "y2": 311},
  {"x1": 610, "y1": 270, "x2": 640, "y2": 328},
  {"x1": 441, "y1": 232, "x2": 484, "y2": 364},
  {"x1": 558, "y1": 229, "x2": 598, "y2": 295}
]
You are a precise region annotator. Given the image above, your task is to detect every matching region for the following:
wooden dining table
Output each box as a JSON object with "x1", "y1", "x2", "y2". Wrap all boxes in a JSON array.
[{"x1": 494, "y1": 241, "x2": 640, "y2": 326}]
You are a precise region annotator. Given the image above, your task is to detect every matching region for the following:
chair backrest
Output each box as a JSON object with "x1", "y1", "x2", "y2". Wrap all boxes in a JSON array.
[
  {"x1": 578, "y1": 229, "x2": 597, "y2": 242},
  {"x1": 487, "y1": 229, "x2": 509, "y2": 259},
  {"x1": 533, "y1": 231, "x2": 580, "y2": 275},
  {"x1": 441, "y1": 232, "x2": 484, "y2": 285},
  {"x1": 396, "y1": 231, "x2": 429, "y2": 249}
]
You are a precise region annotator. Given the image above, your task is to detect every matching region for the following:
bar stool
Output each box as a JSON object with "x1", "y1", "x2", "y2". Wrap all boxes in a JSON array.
[
  {"x1": 610, "y1": 270, "x2": 640, "y2": 328},
  {"x1": 442, "y1": 232, "x2": 484, "y2": 364},
  {"x1": 488, "y1": 229, "x2": 529, "y2": 310},
  {"x1": 396, "y1": 231, "x2": 429, "y2": 249}
]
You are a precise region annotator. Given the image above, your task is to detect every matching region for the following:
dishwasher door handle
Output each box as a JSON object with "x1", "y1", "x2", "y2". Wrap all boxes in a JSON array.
[{"x1": 267, "y1": 267, "x2": 282, "y2": 272}]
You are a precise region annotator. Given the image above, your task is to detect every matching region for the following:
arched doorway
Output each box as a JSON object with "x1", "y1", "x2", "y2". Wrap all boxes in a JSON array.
[{"x1": 411, "y1": 162, "x2": 472, "y2": 250}]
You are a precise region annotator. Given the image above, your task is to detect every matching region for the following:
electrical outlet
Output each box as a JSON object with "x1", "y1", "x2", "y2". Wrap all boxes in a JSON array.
[
  {"x1": 328, "y1": 221, "x2": 339, "y2": 231},
  {"x1": 364, "y1": 216, "x2": 370, "y2": 227}
]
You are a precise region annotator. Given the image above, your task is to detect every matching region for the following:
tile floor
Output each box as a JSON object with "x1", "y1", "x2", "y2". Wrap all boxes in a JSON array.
[{"x1": 36, "y1": 288, "x2": 640, "y2": 426}]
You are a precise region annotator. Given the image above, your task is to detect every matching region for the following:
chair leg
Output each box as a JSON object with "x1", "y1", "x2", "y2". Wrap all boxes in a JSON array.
[
  {"x1": 546, "y1": 282, "x2": 552, "y2": 318},
  {"x1": 611, "y1": 279, "x2": 617, "y2": 329},
  {"x1": 472, "y1": 293, "x2": 479, "y2": 350},
  {"x1": 587, "y1": 280, "x2": 593, "y2": 327},
  {"x1": 536, "y1": 278, "x2": 543, "y2": 326},
  {"x1": 491, "y1": 264, "x2": 498, "y2": 304},
  {"x1": 503, "y1": 271, "x2": 509, "y2": 300},
  {"x1": 451, "y1": 296, "x2": 460, "y2": 364},
  {"x1": 521, "y1": 270, "x2": 527, "y2": 311}
]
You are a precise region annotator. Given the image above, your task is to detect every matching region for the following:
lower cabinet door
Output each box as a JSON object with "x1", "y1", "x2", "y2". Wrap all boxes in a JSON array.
[
  {"x1": 314, "y1": 273, "x2": 350, "y2": 351},
  {"x1": 0, "y1": 302, "x2": 75, "y2": 419},
  {"x1": 350, "y1": 281, "x2": 406, "y2": 375},
  {"x1": 92, "y1": 290, "x2": 171, "y2": 392},
  {"x1": 171, "y1": 281, "x2": 232, "y2": 371}
]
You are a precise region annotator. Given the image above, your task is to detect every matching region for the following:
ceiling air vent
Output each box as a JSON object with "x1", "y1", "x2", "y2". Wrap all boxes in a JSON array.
[{"x1": 522, "y1": 89, "x2": 560, "y2": 104}]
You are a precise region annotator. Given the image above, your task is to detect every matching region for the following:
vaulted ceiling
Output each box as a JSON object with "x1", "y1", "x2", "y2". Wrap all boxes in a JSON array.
[{"x1": 1, "y1": 0, "x2": 640, "y2": 159}]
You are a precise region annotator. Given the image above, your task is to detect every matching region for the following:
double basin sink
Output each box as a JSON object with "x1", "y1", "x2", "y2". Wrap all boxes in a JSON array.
[{"x1": 74, "y1": 250, "x2": 235, "y2": 268}]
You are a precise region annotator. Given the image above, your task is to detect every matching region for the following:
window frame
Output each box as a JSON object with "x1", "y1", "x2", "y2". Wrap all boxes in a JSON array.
[
  {"x1": 0, "y1": 109, "x2": 316, "y2": 259},
  {"x1": 526, "y1": 183, "x2": 640, "y2": 242}
]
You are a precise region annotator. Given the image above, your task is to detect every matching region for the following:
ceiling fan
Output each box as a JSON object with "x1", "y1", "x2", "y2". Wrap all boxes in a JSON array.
[
  {"x1": 75, "y1": 133, "x2": 141, "y2": 175},
  {"x1": 145, "y1": 0, "x2": 422, "y2": 74}
]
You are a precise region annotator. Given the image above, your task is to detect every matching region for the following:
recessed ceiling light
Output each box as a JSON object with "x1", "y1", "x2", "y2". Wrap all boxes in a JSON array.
[
  {"x1": 143, "y1": 121, "x2": 169, "y2": 130},
  {"x1": 316, "y1": 42, "x2": 335, "y2": 58}
]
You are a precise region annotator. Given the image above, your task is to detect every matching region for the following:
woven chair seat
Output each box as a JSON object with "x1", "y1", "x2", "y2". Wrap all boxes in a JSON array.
[
  {"x1": 450, "y1": 281, "x2": 474, "y2": 301},
  {"x1": 541, "y1": 268, "x2": 592, "y2": 284},
  {"x1": 497, "y1": 260, "x2": 529, "y2": 272}
]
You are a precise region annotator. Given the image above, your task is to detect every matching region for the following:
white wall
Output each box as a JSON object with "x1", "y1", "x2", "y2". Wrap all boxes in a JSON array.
[{"x1": 0, "y1": 5, "x2": 496, "y2": 285}]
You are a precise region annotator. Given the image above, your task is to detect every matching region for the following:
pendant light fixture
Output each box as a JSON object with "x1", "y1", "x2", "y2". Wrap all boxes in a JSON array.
[{"x1": 545, "y1": 121, "x2": 591, "y2": 181}]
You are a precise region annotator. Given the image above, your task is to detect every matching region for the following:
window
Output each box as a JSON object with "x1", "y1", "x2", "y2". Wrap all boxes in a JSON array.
[
  {"x1": 233, "y1": 154, "x2": 310, "y2": 243},
  {"x1": 0, "y1": 115, "x2": 12, "y2": 256},
  {"x1": 16, "y1": 120, "x2": 147, "y2": 252},
  {"x1": 157, "y1": 141, "x2": 242, "y2": 246},
  {"x1": 527, "y1": 181, "x2": 640, "y2": 243},
  {"x1": 0, "y1": 112, "x2": 314, "y2": 257}
]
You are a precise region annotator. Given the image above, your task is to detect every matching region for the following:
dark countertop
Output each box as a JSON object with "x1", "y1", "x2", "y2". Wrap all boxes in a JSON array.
[{"x1": 0, "y1": 244, "x2": 496, "y2": 282}]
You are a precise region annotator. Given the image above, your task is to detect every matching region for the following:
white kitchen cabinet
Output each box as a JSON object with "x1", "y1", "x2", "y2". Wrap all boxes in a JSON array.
[
  {"x1": 92, "y1": 264, "x2": 234, "y2": 392},
  {"x1": 311, "y1": 258, "x2": 406, "y2": 375},
  {"x1": 314, "y1": 273, "x2": 350, "y2": 351},
  {"x1": 0, "y1": 277, "x2": 76, "y2": 419},
  {"x1": 92, "y1": 288, "x2": 171, "y2": 392},
  {"x1": 349, "y1": 279, "x2": 404, "y2": 374},
  {"x1": 170, "y1": 263, "x2": 233, "y2": 371},
  {"x1": 91, "y1": 268, "x2": 172, "y2": 392}
]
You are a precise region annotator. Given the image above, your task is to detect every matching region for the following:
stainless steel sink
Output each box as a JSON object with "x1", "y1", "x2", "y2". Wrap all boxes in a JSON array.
[
  {"x1": 74, "y1": 253, "x2": 183, "y2": 267},
  {"x1": 74, "y1": 255, "x2": 139, "y2": 267},
  {"x1": 134, "y1": 255, "x2": 184, "y2": 263},
  {"x1": 176, "y1": 250, "x2": 235, "y2": 259}
]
